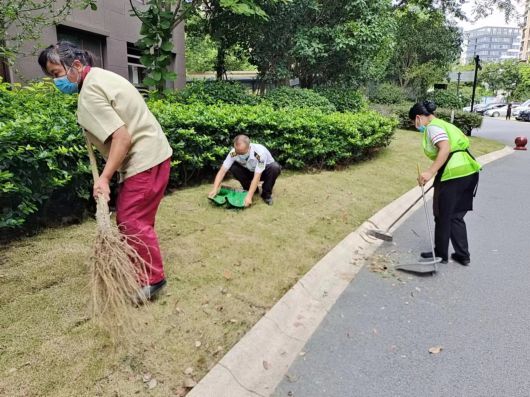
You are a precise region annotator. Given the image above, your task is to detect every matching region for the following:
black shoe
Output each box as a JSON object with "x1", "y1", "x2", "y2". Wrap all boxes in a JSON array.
[
  {"x1": 261, "y1": 195, "x2": 273, "y2": 205},
  {"x1": 420, "y1": 251, "x2": 448, "y2": 263},
  {"x1": 134, "y1": 279, "x2": 167, "y2": 304},
  {"x1": 451, "y1": 253, "x2": 470, "y2": 266}
]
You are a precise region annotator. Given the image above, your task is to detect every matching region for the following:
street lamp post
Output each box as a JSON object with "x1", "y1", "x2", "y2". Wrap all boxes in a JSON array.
[{"x1": 470, "y1": 55, "x2": 482, "y2": 113}]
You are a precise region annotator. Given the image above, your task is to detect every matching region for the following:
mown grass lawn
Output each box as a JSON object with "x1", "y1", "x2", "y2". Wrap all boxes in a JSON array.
[{"x1": 0, "y1": 130, "x2": 503, "y2": 396}]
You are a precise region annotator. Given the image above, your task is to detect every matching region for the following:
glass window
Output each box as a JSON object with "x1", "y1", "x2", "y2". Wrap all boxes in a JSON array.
[
  {"x1": 127, "y1": 43, "x2": 147, "y2": 86},
  {"x1": 56, "y1": 25, "x2": 105, "y2": 68}
]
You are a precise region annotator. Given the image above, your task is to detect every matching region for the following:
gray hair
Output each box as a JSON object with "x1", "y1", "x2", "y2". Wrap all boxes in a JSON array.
[
  {"x1": 233, "y1": 135, "x2": 250, "y2": 147},
  {"x1": 38, "y1": 41, "x2": 94, "y2": 75}
]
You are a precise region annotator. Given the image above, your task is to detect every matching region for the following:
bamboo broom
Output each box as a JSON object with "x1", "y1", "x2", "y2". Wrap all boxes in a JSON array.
[{"x1": 84, "y1": 135, "x2": 148, "y2": 335}]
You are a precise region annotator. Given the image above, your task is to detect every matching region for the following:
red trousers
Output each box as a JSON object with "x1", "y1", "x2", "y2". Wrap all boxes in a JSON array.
[{"x1": 116, "y1": 158, "x2": 170, "y2": 286}]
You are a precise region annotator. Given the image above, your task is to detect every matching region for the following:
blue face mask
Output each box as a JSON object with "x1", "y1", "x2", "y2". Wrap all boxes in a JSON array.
[
  {"x1": 417, "y1": 125, "x2": 426, "y2": 133},
  {"x1": 240, "y1": 153, "x2": 250, "y2": 161},
  {"x1": 54, "y1": 68, "x2": 79, "y2": 94}
]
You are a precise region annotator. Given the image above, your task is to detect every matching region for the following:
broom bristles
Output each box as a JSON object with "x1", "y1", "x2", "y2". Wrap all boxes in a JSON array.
[{"x1": 90, "y1": 197, "x2": 150, "y2": 337}]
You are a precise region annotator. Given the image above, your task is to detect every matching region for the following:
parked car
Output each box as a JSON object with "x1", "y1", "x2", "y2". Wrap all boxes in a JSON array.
[
  {"x1": 484, "y1": 104, "x2": 520, "y2": 117},
  {"x1": 476, "y1": 103, "x2": 505, "y2": 115},
  {"x1": 516, "y1": 109, "x2": 530, "y2": 122},
  {"x1": 513, "y1": 100, "x2": 530, "y2": 117}
]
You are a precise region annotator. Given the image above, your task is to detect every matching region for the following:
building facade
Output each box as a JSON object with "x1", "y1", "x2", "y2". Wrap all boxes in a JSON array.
[
  {"x1": 463, "y1": 26, "x2": 521, "y2": 63},
  {"x1": 521, "y1": 0, "x2": 530, "y2": 61},
  {"x1": 3, "y1": 0, "x2": 186, "y2": 89}
]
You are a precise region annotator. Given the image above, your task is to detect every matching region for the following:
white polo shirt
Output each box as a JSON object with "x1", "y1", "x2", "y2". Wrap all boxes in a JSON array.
[{"x1": 222, "y1": 143, "x2": 275, "y2": 174}]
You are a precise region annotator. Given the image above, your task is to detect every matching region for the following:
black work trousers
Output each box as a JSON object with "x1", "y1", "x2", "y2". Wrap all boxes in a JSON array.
[
  {"x1": 433, "y1": 172, "x2": 479, "y2": 261},
  {"x1": 229, "y1": 162, "x2": 282, "y2": 199}
]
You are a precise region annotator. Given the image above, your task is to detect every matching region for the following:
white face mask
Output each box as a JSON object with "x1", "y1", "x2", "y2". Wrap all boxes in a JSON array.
[{"x1": 239, "y1": 152, "x2": 250, "y2": 161}]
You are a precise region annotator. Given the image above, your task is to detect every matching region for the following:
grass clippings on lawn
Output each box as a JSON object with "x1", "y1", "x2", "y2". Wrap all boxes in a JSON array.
[{"x1": 0, "y1": 130, "x2": 503, "y2": 396}]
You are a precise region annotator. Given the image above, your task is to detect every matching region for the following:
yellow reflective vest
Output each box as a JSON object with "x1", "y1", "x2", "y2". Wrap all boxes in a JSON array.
[{"x1": 423, "y1": 118, "x2": 482, "y2": 182}]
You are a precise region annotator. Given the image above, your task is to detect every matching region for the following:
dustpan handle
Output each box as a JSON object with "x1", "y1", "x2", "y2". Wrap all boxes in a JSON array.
[{"x1": 84, "y1": 134, "x2": 100, "y2": 183}]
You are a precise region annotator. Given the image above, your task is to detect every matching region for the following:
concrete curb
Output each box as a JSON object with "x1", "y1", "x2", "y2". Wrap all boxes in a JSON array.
[{"x1": 187, "y1": 146, "x2": 513, "y2": 397}]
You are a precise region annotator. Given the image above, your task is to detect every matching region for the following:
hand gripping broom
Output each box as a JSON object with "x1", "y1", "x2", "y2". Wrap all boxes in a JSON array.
[{"x1": 84, "y1": 135, "x2": 148, "y2": 334}]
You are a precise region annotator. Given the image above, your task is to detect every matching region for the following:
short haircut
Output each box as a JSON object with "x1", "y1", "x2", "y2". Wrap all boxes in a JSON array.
[
  {"x1": 38, "y1": 41, "x2": 94, "y2": 76},
  {"x1": 233, "y1": 135, "x2": 250, "y2": 147}
]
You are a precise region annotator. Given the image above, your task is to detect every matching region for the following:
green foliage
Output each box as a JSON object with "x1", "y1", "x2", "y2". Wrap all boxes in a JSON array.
[
  {"x1": 387, "y1": 7, "x2": 462, "y2": 97},
  {"x1": 149, "y1": 100, "x2": 397, "y2": 176},
  {"x1": 369, "y1": 83, "x2": 409, "y2": 105},
  {"x1": 185, "y1": 34, "x2": 255, "y2": 73},
  {"x1": 0, "y1": 80, "x2": 91, "y2": 229},
  {"x1": 242, "y1": 0, "x2": 395, "y2": 87},
  {"x1": 314, "y1": 86, "x2": 368, "y2": 113},
  {"x1": 425, "y1": 90, "x2": 469, "y2": 110},
  {"x1": 186, "y1": 35, "x2": 217, "y2": 73},
  {"x1": 1, "y1": 80, "x2": 396, "y2": 230},
  {"x1": 480, "y1": 59, "x2": 520, "y2": 95},
  {"x1": 375, "y1": 104, "x2": 483, "y2": 136},
  {"x1": 262, "y1": 87, "x2": 336, "y2": 112},
  {"x1": 163, "y1": 80, "x2": 261, "y2": 105},
  {"x1": 509, "y1": 63, "x2": 530, "y2": 101},
  {"x1": 131, "y1": 0, "x2": 267, "y2": 89}
]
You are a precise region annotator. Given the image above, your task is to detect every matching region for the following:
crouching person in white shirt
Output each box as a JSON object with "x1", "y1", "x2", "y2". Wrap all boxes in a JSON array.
[{"x1": 208, "y1": 135, "x2": 281, "y2": 206}]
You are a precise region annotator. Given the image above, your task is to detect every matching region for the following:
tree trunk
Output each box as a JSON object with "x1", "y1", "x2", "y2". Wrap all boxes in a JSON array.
[{"x1": 215, "y1": 41, "x2": 227, "y2": 80}]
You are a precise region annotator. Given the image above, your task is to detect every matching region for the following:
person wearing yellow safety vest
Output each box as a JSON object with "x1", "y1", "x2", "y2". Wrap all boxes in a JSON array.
[{"x1": 409, "y1": 101, "x2": 481, "y2": 265}]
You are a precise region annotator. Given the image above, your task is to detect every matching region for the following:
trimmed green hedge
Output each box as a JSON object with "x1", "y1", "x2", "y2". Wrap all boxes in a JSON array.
[
  {"x1": 425, "y1": 90, "x2": 470, "y2": 110},
  {"x1": 149, "y1": 101, "x2": 397, "y2": 181},
  {"x1": 0, "y1": 81, "x2": 90, "y2": 229},
  {"x1": 371, "y1": 104, "x2": 483, "y2": 136},
  {"x1": 1, "y1": 81, "x2": 397, "y2": 231},
  {"x1": 160, "y1": 80, "x2": 261, "y2": 106},
  {"x1": 262, "y1": 87, "x2": 337, "y2": 113},
  {"x1": 314, "y1": 86, "x2": 368, "y2": 113}
]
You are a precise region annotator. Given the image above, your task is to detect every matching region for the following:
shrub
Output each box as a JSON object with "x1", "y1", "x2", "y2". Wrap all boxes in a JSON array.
[
  {"x1": 1, "y1": 81, "x2": 397, "y2": 231},
  {"x1": 314, "y1": 86, "x2": 368, "y2": 113},
  {"x1": 0, "y1": 81, "x2": 91, "y2": 230},
  {"x1": 262, "y1": 87, "x2": 336, "y2": 113},
  {"x1": 149, "y1": 101, "x2": 396, "y2": 174},
  {"x1": 374, "y1": 104, "x2": 483, "y2": 136},
  {"x1": 163, "y1": 80, "x2": 260, "y2": 106},
  {"x1": 369, "y1": 83, "x2": 408, "y2": 105},
  {"x1": 425, "y1": 90, "x2": 469, "y2": 110}
]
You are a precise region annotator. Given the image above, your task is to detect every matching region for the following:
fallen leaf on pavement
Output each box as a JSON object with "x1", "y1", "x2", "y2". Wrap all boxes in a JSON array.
[
  {"x1": 174, "y1": 386, "x2": 188, "y2": 396},
  {"x1": 286, "y1": 373, "x2": 299, "y2": 383},
  {"x1": 142, "y1": 373, "x2": 152, "y2": 383},
  {"x1": 263, "y1": 360, "x2": 271, "y2": 370},
  {"x1": 429, "y1": 346, "x2": 443, "y2": 354},
  {"x1": 147, "y1": 379, "x2": 158, "y2": 390},
  {"x1": 223, "y1": 270, "x2": 233, "y2": 280},
  {"x1": 183, "y1": 378, "x2": 197, "y2": 388}
]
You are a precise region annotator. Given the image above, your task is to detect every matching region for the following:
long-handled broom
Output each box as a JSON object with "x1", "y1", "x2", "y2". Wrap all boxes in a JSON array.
[{"x1": 84, "y1": 135, "x2": 148, "y2": 335}]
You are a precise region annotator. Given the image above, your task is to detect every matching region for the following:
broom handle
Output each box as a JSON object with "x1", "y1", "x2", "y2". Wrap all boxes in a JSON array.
[{"x1": 84, "y1": 134, "x2": 100, "y2": 183}]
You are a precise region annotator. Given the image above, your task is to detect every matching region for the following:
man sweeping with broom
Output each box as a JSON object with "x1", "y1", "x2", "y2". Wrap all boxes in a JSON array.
[{"x1": 38, "y1": 41, "x2": 172, "y2": 307}]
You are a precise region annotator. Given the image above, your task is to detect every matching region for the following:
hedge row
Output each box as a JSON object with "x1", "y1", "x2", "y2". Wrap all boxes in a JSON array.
[
  {"x1": 159, "y1": 81, "x2": 368, "y2": 113},
  {"x1": 0, "y1": 81, "x2": 397, "y2": 231},
  {"x1": 371, "y1": 104, "x2": 483, "y2": 136}
]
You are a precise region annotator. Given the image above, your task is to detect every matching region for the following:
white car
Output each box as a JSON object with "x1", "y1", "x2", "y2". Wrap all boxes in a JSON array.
[
  {"x1": 484, "y1": 105, "x2": 517, "y2": 117},
  {"x1": 513, "y1": 100, "x2": 530, "y2": 117}
]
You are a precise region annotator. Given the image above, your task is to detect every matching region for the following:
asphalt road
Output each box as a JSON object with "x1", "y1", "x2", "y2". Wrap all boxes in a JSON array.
[{"x1": 273, "y1": 119, "x2": 530, "y2": 397}]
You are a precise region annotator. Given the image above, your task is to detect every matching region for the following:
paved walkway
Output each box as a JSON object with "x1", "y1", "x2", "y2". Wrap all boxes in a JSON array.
[{"x1": 273, "y1": 119, "x2": 530, "y2": 397}]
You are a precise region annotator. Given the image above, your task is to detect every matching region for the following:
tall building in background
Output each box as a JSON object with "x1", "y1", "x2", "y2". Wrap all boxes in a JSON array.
[
  {"x1": 521, "y1": 0, "x2": 530, "y2": 61},
  {"x1": 463, "y1": 26, "x2": 521, "y2": 63}
]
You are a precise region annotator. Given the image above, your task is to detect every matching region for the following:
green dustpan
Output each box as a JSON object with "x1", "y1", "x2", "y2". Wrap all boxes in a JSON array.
[
  {"x1": 226, "y1": 189, "x2": 248, "y2": 208},
  {"x1": 209, "y1": 187, "x2": 231, "y2": 205},
  {"x1": 209, "y1": 187, "x2": 248, "y2": 208}
]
